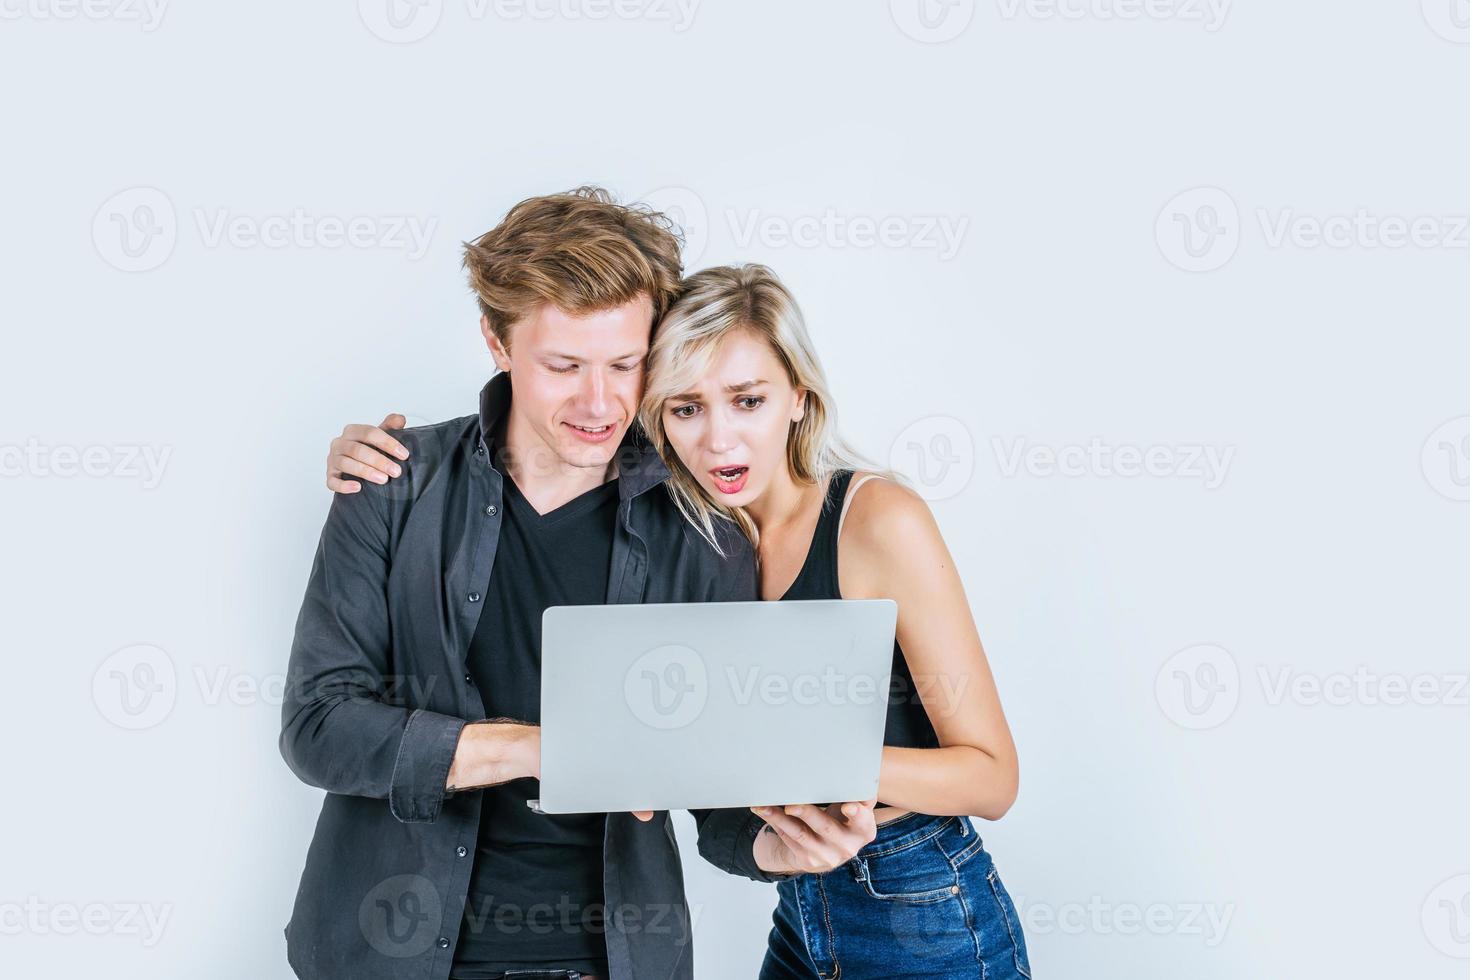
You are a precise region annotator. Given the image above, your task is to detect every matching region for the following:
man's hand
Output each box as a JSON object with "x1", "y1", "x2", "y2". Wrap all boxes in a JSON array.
[
  {"x1": 445, "y1": 721, "x2": 539, "y2": 792},
  {"x1": 751, "y1": 799, "x2": 878, "y2": 875}
]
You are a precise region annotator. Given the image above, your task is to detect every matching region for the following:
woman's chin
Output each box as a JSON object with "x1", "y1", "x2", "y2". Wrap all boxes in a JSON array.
[{"x1": 704, "y1": 472, "x2": 757, "y2": 504}]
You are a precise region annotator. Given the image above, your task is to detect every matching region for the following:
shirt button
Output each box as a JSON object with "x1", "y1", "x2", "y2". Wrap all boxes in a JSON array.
[
  {"x1": 475, "y1": 444, "x2": 485, "y2": 455},
  {"x1": 456, "y1": 845, "x2": 468, "y2": 858},
  {"x1": 437, "y1": 936, "x2": 450, "y2": 949},
  {"x1": 485, "y1": 504, "x2": 498, "y2": 516},
  {"x1": 464, "y1": 673, "x2": 473, "y2": 684},
  {"x1": 467, "y1": 592, "x2": 480, "y2": 603}
]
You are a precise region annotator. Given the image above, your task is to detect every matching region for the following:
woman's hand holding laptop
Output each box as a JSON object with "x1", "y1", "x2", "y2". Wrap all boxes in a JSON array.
[{"x1": 750, "y1": 798, "x2": 878, "y2": 875}]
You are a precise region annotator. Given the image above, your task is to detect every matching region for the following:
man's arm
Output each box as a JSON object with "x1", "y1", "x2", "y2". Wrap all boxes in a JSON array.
[{"x1": 278, "y1": 481, "x2": 467, "y2": 823}]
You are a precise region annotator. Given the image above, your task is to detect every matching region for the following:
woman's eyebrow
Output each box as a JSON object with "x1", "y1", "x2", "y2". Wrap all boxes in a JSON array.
[{"x1": 670, "y1": 379, "x2": 768, "y2": 402}]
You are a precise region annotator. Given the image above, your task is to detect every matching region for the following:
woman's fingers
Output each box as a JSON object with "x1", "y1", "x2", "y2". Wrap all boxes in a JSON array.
[
  {"x1": 326, "y1": 432, "x2": 404, "y2": 492},
  {"x1": 838, "y1": 799, "x2": 879, "y2": 845},
  {"x1": 331, "y1": 454, "x2": 392, "y2": 485},
  {"x1": 753, "y1": 806, "x2": 845, "y2": 870},
  {"x1": 355, "y1": 419, "x2": 410, "y2": 460}
]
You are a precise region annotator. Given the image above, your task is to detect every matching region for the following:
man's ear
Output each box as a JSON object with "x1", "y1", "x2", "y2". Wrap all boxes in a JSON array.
[{"x1": 482, "y1": 315, "x2": 512, "y2": 373}]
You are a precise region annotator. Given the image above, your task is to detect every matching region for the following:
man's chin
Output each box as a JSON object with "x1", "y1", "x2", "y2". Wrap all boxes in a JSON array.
[{"x1": 557, "y1": 427, "x2": 626, "y2": 469}]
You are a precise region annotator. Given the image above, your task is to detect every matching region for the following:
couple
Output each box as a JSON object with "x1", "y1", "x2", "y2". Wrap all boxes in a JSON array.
[{"x1": 280, "y1": 187, "x2": 1031, "y2": 980}]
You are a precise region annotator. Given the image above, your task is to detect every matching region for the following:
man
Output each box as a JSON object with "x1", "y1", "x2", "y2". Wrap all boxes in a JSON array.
[{"x1": 279, "y1": 188, "x2": 785, "y2": 980}]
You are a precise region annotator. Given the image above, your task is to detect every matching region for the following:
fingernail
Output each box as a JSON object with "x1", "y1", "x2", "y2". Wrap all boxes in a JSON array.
[
  {"x1": 396, "y1": 447, "x2": 410, "y2": 459},
  {"x1": 390, "y1": 464, "x2": 402, "y2": 477},
  {"x1": 787, "y1": 805, "x2": 801, "y2": 815},
  {"x1": 372, "y1": 473, "x2": 388, "y2": 484},
  {"x1": 753, "y1": 806, "x2": 768, "y2": 814}
]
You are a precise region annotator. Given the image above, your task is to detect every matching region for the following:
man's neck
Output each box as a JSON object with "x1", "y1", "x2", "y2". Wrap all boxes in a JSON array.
[{"x1": 497, "y1": 408, "x2": 617, "y2": 515}]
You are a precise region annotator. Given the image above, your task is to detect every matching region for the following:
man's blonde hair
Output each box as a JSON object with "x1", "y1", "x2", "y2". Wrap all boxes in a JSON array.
[{"x1": 463, "y1": 186, "x2": 685, "y2": 345}]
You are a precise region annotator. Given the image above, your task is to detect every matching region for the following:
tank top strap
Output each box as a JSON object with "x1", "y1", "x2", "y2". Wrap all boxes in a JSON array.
[
  {"x1": 778, "y1": 469, "x2": 852, "y2": 601},
  {"x1": 811, "y1": 469, "x2": 855, "y2": 595}
]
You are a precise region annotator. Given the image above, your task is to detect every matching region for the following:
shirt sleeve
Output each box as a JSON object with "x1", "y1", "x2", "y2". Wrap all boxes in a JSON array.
[{"x1": 278, "y1": 483, "x2": 466, "y2": 824}]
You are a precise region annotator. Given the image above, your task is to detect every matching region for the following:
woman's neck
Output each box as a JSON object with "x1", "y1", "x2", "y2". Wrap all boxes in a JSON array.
[{"x1": 743, "y1": 464, "x2": 822, "y2": 536}]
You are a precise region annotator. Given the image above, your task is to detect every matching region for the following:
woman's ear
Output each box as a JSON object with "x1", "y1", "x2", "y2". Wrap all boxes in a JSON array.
[
  {"x1": 792, "y1": 388, "x2": 808, "y2": 423},
  {"x1": 482, "y1": 315, "x2": 512, "y2": 373}
]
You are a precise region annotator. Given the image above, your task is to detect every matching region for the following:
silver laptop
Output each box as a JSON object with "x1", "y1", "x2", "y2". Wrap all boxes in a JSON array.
[{"x1": 535, "y1": 599, "x2": 898, "y2": 814}]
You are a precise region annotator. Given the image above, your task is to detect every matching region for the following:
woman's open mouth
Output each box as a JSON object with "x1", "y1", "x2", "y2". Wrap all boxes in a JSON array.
[{"x1": 709, "y1": 465, "x2": 749, "y2": 495}]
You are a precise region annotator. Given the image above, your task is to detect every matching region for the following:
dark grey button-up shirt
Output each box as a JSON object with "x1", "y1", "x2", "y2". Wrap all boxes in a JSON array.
[{"x1": 280, "y1": 374, "x2": 777, "y2": 980}]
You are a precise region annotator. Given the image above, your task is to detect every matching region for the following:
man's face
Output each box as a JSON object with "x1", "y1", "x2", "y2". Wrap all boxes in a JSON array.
[{"x1": 485, "y1": 296, "x2": 653, "y2": 475}]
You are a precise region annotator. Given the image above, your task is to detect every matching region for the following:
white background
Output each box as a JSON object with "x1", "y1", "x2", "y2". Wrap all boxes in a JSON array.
[{"x1": 2, "y1": 1, "x2": 1468, "y2": 977}]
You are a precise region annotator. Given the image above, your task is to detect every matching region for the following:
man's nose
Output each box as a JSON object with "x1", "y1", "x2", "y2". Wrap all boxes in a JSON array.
[{"x1": 579, "y1": 368, "x2": 610, "y2": 416}]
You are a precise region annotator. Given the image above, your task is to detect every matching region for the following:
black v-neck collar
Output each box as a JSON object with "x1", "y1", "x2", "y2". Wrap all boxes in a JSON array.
[{"x1": 501, "y1": 471, "x2": 618, "y2": 528}]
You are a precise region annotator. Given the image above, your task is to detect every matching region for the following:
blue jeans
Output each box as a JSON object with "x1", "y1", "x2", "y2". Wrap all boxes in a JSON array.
[{"x1": 759, "y1": 813, "x2": 1032, "y2": 979}]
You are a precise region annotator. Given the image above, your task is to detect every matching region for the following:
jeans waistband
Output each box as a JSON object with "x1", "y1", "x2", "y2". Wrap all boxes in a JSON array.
[{"x1": 859, "y1": 811, "x2": 964, "y2": 858}]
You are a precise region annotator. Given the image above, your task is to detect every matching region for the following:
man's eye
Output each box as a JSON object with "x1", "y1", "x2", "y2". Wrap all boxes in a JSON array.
[
  {"x1": 549, "y1": 364, "x2": 577, "y2": 374},
  {"x1": 613, "y1": 362, "x2": 641, "y2": 373}
]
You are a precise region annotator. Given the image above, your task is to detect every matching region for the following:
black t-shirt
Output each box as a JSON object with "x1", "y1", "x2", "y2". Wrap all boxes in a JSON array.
[{"x1": 451, "y1": 447, "x2": 620, "y2": 979}]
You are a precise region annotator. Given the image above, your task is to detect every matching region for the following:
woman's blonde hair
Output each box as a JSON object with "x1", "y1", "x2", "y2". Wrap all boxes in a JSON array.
[{"x1": 638, "y1": 264, "x2": 893, "y2": 553}]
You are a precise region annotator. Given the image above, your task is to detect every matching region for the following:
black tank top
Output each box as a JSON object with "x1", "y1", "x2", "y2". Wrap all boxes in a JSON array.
[{"x1": 779, "y1": 469, "x2": 940, "y2": 754}]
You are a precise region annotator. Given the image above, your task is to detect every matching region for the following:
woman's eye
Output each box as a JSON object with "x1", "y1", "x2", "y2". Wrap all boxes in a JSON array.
[
  {"x1": 670, "y1": 404, "x2": 698, "y2": 419},
  {"x1": 738, "y1": 396, "x2": 766, "y2": 410}
]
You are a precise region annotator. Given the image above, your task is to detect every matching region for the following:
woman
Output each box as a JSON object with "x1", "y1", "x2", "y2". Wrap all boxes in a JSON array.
[{"x1": 326, "y1": 265, "x2": 1032, "y2": 979}]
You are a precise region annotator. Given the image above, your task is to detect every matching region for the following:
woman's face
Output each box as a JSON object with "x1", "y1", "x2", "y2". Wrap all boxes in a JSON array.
[{"x1": 661, "y1": 328, "x2": 806, "y2": 507}]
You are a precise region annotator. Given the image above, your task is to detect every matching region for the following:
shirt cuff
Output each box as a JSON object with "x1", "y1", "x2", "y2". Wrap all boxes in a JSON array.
[{"x1": 389, "y1": 708, "x2": 466, "y2": 823}]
